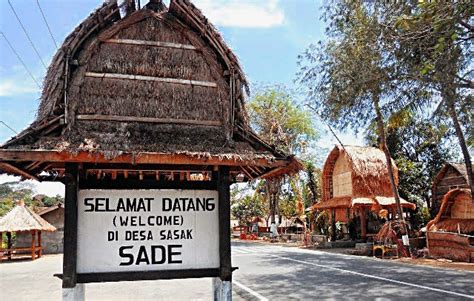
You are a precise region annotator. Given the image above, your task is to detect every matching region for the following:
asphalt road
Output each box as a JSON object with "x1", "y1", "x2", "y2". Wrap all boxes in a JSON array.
[
  {"x1": 1, "y1": 241, "x2": 473, "y2": 300},
  {"x1": 231, "y1": 241, "x2": 474, "y2": 300}
]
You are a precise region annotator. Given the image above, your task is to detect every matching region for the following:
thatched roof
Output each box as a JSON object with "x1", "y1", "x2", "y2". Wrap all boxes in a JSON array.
[
  {"x1": 0, "y1": 0, "x2": 300, "y2": 181},
  {"x1": 0, "y1": 202, "x2": 56, "y2": 232},
  {"x1": 433, "y1": 162, "x2": 472, "y2": 187},
  {"x1": 322, "y1": 145, "x2": 399, "y2": 200},
  {"x1": 427, "y1": 188, "x2": 474, "y2": 234},
  {"x1": 311, "y1": 196, "x2": 416, "y2": 211}
]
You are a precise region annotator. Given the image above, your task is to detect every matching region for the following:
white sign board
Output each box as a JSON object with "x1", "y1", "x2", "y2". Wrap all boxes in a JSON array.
[{"x1": 77, "y1": 189, "x2": 219, "y2": 273}]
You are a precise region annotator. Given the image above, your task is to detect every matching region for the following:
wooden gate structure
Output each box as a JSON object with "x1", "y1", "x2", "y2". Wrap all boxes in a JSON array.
[{"x1": 0, "y1": 1, "x2": 300, "y2": 300}]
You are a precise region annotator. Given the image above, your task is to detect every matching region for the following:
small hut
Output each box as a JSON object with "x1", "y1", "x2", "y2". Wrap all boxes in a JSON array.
[
  {"x1": 311, "y1": 145, "x2": 415, "y2": 240},
  {"x1": 0, "y1": 201, "x2": 56, "y2": 261},
  {"x1": 15, "y1": 203, "x2": 64, "y2": 254},
  {"x1": 431, "y1": 163, "x2": 472, "y2": 217},
  {"x1": 426, "y1": 188, "x2": 474, "y2": 262}
]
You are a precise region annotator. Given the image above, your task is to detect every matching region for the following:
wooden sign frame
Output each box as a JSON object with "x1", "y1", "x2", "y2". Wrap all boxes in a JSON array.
[{"x1": 59, "y1": 163, "x2": 232, "y2": 287}]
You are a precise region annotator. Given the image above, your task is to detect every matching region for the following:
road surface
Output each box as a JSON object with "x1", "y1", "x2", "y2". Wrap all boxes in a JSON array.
[
  {"x1": 231, "y1": 241, "x2": 474, "y2": 300},
  {"x1": 1, "y1": 241, "x2": 473, "y2": 300}
]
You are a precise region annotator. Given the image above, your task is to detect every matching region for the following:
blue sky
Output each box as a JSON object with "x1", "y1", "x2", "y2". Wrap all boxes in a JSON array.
[{"x1": 0, "y1": 0, "x2": 363, "y2": 195}]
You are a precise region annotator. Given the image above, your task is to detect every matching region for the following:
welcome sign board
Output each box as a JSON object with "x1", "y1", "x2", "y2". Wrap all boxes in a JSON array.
[{"x1": 77, "y1": 189, "x2": 219, "y2": 273}]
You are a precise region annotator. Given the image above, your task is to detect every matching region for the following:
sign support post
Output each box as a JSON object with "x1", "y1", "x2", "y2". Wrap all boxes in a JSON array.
[
  {"x1": 62, "y1": 163, "x2": 84, "y2": 301},
  {"x1": 214, "y1": 166, "x2": 232, "y2": 301}
]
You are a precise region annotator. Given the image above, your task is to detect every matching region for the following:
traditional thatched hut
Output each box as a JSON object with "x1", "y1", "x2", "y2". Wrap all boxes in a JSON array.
[
  {"x1": 426, "y1": 188, "x2": 474, "y2": 262},
  {"x1": 431, "y1": 163, "x2": 472, "y2": 217},
  {"x1": 16, "y1": 203, "x2": 64, "y2": 254},
  {"x1": 311, "y1": 145, "x2": 415, "y2": 240},
  {"x1": 0, "y1": 201, "x2": 56, "y2": 261},
  {"x1": 0, "y1": 0, "x2": 300, "y2": 182}
]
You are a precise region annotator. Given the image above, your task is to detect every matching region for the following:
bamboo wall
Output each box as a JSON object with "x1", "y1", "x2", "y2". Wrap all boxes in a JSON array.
[{"x1": 332, "y1": 155, "x2": 352, "y2": 197}]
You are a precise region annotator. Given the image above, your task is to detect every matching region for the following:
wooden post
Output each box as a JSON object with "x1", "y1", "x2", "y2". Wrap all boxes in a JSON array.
[
  {"x1": 330, "y1": 209, "x2": 336, "y2": 242},
  {"x1": 214, "y1": 166, "x2": 232, "y2": 301},
  {"x1": 63, "y1": 163, "x2": 79, "y2": 289},
  {"x1": 38, "y1": 231, "x2": 42, "y2": 258},
  {"x1": 360, "y1": 207, "x2": 367, "y2": 241},
  {"x1": 31, "y1": 230, "x2": 36, "y2": 260},
  {"x1": 7, "y1": 232, "x2": 12, "y2": 260}
]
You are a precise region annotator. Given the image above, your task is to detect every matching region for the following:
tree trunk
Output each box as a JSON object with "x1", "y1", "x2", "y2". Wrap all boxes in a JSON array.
[
  {"x1": 373, "y1": 95, "x2": 406, "y2": 226},
  {"x1": 265, "y1": 180, "x2": 276, "y2": 224},
  {"x1": 266, "y1": 180, "x2": 279, "y2": 224},
  {"x1": 446, "y1": 95, "x2": 474, "y2": 201}
]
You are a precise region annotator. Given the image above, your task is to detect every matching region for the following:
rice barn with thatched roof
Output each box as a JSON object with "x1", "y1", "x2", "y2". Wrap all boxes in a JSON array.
[
  {"x1": 0, "y1": 201, "x2": 56, "y2": 261},
  {"x1": 426, "y1": 188, "x2": 474, "y2": 262},
  {"x1": 0, "y1": 0, "x2": 302, "y2": 294},
  {"x1": 431, "y1": 162, "x2": 473, "y2": 217},
  {"x1": 311, "y1": 145, "x2": 416, "y2": 241}
]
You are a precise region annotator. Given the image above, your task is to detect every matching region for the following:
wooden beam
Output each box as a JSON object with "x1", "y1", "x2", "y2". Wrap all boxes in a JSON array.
[
  {"x1": 79, "y1": 178, "x2": 217, "y2": 190},
  {"x1": 258, "y1": 166, "x2": 286, "y2": 179},
  {"x1": 31, "y1": 230, "x2": 36, "y2": 260},
  {"x1": 240, "y1": 167, "x2": 253, "y2": 181},
  {"x1": 54, "y1": 268, "x2": 237, "y2": 283},
  {"x1": 0, "y1": 163, "x2": 38, "y2": 181},
  {"x1": 2, "y1": 115, "x2": 64, "y2": 148},
  {"x1": 76, "y1": 114, "x2": 222, "y2": 127},
  {"x1": 63, "y1": 163, "x2": 79, "y2": 288},
  {"x1": 218, "y1": 166, "x2": 232, "y2": 281},
  {"x1": 0, "y1": 150, "x2": 288, "y2": 168},
  {"x1": 84, "y1": 72, "x2": 217, "y2": 88},
  {"x1": 104, "y1": 38, "x2": 197, "y2": 50}
]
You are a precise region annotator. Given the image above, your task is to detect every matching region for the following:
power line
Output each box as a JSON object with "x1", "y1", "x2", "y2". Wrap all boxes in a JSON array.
[
  {"x1": 36, "y1": 0, "x2": 58, "y2": 50},
  {"x1": 8, "y1": 0, "x2": 48, "y2": 69},
  {"x1": 0, "y1": 121, "x2": 18, "y2": 134},
  {"x1": 0, "y1": 31, "x2": 42, "y2": 89}
]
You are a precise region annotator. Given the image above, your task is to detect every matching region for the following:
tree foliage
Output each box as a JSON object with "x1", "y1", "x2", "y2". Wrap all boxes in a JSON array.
[
  {"x1": 248, "y1": 86, "x2": 317, "y2": 154},
  {"x1": 387, "y1": 0, "x2": 473, "y2": 195},
  {"x1": 247, "y1": 85, "x2": 319, "y2": 224},
  {"x1": 0, "y1": 182, "x2": 63, "y2": 217},
  {"x1": 366, "y1": 111, "x2": 454, "y2": 225},
  {"x1": 231, "y1": 185, "x2": 267, "y2": 227}
]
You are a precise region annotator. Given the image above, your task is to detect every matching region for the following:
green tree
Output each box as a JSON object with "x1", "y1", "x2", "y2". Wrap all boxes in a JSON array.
[
  {"x1": 388, "y1": 1, "x2": 473, "y2": 197},
  {"x1": 0, "y1": 182, "x2": 34, "y2": 216},
  {"x1": 298, "y1": 1, "x2": 421, "y2": 223},
  {"x1": 366, "y1": 111, "x2": 454, "y2": 226},
  {"x1": 247, "y1": 86, "x2": 318, "y2": 224},
  {"x1": 231, "y1": 194, "x2": 266, "y2": 229}
]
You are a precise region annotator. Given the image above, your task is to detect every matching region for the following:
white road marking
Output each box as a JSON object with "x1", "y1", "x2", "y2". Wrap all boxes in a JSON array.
[
  {"x1": 233, "y1": 280, "x2": 269, "y2": 301},
  {"x1": 271, "y1": 255, "x2": 474, "y2": 299}
]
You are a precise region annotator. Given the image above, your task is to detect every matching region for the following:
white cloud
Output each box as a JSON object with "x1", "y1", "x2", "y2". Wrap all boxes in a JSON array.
[
  {"x1": 0, "y1": 79, "x2": 40, "y2": 97},
  {"x1": 0, "y1": 174, "x2": 64, "y2": 197},
  {"x1": 316, "y1": 128, "x2": 365, "y2": 149},
  {"x1": 194, "y1": 0, "x2": 285, "y2": 28}
]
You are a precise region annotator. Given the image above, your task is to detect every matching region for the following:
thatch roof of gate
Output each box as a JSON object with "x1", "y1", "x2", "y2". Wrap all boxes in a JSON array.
[
  {"x1": 0, "y1": 201, "x2": 56, "y2": 232},
  {"x1": 0, "y1": 0, "x2": 301, "y2": 181}
]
